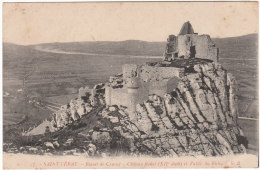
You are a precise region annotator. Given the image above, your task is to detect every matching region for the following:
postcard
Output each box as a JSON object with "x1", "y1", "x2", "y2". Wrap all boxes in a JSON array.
[{"x1": 2, "y1": 1, "x2": 259, "y2": 169}]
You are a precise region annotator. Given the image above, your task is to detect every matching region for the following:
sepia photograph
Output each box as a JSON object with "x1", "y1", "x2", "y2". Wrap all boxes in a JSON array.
[{"x1": 2, "y1": 1, "x2": 259, "y2": 169}]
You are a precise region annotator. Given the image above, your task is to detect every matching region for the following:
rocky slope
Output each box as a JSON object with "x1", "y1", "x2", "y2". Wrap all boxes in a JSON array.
[{"x1": 4, "y1": 61, "x2": 248, "y2": 157}]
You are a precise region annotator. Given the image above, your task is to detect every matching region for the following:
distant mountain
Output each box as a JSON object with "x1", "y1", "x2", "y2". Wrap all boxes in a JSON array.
[
  {"x1": 2, "y1": 33, "x2": 258, "y2": 126},
  {"x1": 213, "y1": 33, "x2": 258, "y2": 59},
  {"x1": 25, "y1": 33, "x2": 258, "y2": 59},
  {"x1": 4, "y1": 33, "x2": 258, "y2": 59}
]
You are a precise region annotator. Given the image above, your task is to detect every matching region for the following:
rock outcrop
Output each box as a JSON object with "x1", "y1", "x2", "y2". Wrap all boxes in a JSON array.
[
  {"x1": 44, "y1": 61, "x2": 247, "y2": 157},
  {"x1": 7, "y1": 22, "x2": 247, "y2": 157},
  {"x1": 54, "y1": 83, "x2": 105, "y2": 129},
  {"x1": 5, "y1": 62, "x2": 247, "y2": 158}
]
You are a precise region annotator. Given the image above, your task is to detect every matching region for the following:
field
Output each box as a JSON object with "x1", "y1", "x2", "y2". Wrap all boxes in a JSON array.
[{"x1": 3, "y1": 33, "x2": 258, "y2": 152}]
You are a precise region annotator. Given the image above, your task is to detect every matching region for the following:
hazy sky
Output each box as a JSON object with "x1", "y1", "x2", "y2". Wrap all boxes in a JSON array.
[{"x1": 3, "y1": 2, "x2": 258, "y2": 45}]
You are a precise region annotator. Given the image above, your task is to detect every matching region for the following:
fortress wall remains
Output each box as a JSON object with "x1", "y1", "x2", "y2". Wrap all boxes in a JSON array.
[
  {"x1": 105, "y1": 86, "x2": 129, "y2": 107},
  {"x1": 177, "y1": 34, "x2": 218, "y2": 62},
  {"x1": 177, "y1": 35, "x2": 190, "y2": 58},
  {"x1": 105, "y1": 85, "x2": 112, "y2": 106},
  {"x1": 123, "y1": 64, "x2": 184, "y2": 82},
  {"x1": 106, "y1": 64, "x2": 184, "y2": 109},
  {"x1": 207, "y1": 43, "x2": 219, "y2": 62},
  {"x1": 191, "y1": 35, "x2": 209, "y2": 59},
  {"x1": 105, "y1": 83, "x2": 150, "y2": 112},
  {"x1": 139, "y1": 66, "x2": 184, "y2": 82},
  {"x1": 191, "y1": 34, "x2": 218, "y2": 62}
]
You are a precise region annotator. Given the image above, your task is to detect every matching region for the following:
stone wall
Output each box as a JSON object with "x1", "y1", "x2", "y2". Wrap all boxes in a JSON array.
[
  {"x1": 105, "y1": 86, "x2": 129, "y2": 107},
  {"x1": 122, "y1": 64, "x2": 184, "y2": 82},
  {"x1": 106, "y1": 64, "x2": 185, "y2": 111},
  {"x1": 105, "y1": 84, "x2": 112, "y2": 106},
  {"x1": 164, "y1": 35, "x2": 178, "y2": 61},
  {"x1": 139, "y1": 65, "x2": 184, "y2": 82},
  {"x1": 177, "y1": 34, "x2": 218, "y2": 62},
  {"x1": 105, "y1": 83, "x2": 149, "y2": 110}
]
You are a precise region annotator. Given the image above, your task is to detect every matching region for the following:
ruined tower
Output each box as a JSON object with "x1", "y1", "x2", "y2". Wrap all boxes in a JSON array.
[
  {"x1": 105, "y1": 21, "x2": 220, "y2": 120},
  {"x1": 178, "y1": 21, "x2": 195, "y2": 35},
  {"x1": 126, "y1": 77, "x2": 139, "y2": 120},
  {"x1": 163, "y1": 35, "x2": 178, "y2": 61},
  {"x1": 164, "y1": 21, "x2": 219, "y2": 62}
]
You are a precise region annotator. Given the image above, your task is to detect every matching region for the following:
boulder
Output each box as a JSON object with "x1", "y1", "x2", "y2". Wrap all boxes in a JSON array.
[{"x1": 44, "y1": 142, "x2": 55, "y2": 149}]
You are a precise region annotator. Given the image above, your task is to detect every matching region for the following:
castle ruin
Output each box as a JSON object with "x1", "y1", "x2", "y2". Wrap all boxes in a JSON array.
[
  {"x1": 164, "y1": 21, "x2": 219, "y2": 62},
  {"x1": 21, "y1": 21, "x2": 246, "y2": 157},
  {"x1": 46, "y1": 21, "x2": 247, "y2": 157},
  {"x1": 105, "y1": 21, "x2": 220, "y2": 120}
]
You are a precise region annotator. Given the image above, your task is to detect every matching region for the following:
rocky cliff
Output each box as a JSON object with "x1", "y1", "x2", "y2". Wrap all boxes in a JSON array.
[{"x1": 43, "y1": 61, "x2": 247, "y2": 157}]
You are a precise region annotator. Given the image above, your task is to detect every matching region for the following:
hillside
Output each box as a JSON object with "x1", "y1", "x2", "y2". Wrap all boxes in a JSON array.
[
  {"x1": 214, "y1": 34, "x2": 258, "y2": 59},
  {"x1": 28, "y1": 33, "x2": 258, "y2": 59},
  {"x1": 3, "y1": 33, "x2": 258, "y2": 124},
  {"x1": 2, "y1": 33, "x2": 259, "y2": 158}
]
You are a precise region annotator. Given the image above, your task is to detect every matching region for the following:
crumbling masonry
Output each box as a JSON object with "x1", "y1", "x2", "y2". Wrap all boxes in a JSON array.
[
  {"x1": 51, "y1": 21, "x2": 247, "y2": 157},
  {"x1": 105, "y1": 21, "x2": 219, "y2": 118}
]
